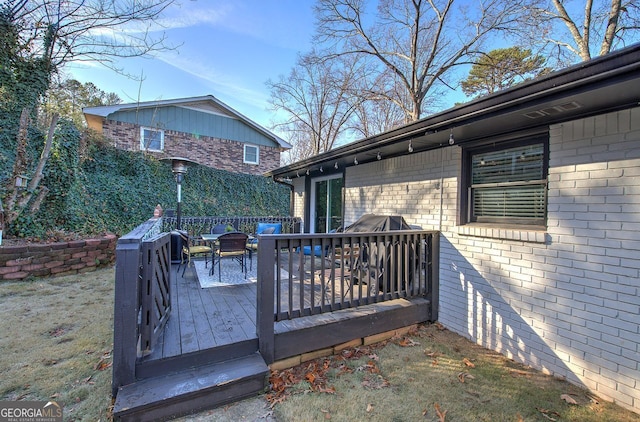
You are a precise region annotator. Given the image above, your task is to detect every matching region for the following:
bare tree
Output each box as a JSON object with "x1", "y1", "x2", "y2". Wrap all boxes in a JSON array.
[
  {"x1": 267, "y1": 51, "x2": 363, "y2": 159},
  {"x1": 350, "y1": 90, "x2": 407, "y2": 138},
  {"x1": 528, "y1": 0, "x2": 640, "y2": 63},
  {"x1": 314, "y1": 0, "x2": 536, "y2": 122},
  {"x1": 1, "y1": 0, "x2": 176, "y2": 230},
  {"x1": 7, "y1": 0, "x2": 177, "y2": 70}
]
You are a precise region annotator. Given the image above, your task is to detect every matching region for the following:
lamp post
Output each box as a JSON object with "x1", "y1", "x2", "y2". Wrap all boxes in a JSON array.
[{"x1": 161, "y1": 157, "x2": 195, "y2": 231}]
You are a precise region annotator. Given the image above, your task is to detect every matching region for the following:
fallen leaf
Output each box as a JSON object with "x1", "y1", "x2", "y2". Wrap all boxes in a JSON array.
[
  {"x1": 94, "y1": 358, "x2": 112, "y2": 371},
  {"x1": 306, "y1": 372, "x2": 316, "y2": 384},
  {"x1": 536, "y1": 407, "x2": 561, "y2": 421},
  {"x1": 341, "y1": 349, "x2": 354, "y2": 358},
  {"x1": 398, "y1": 337, "x2": 419, "y2": 347},
  {"x1": 434, "y1": 403, "x2": 447, "y2": 422},
  {"x1": 366, "y1": 403, "x2": 374, "y2": 412},
  {"x1": 463, "y1": 358, "x2": 475, "y2": 368},
  {"x1": 457, "y1": 372, "x2": 475, "y2": 383},
  {"x1": 361, "y1": 375, "x2": 390, "y2": 389},
  {"x1": 560, "y1": 394, "x2": 578, "y2": 405}
]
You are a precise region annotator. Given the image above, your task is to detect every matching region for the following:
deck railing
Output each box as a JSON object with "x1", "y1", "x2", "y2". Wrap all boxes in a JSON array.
[
  {"x1": 162, "y1": 215, "x2": 301, "y2": 235},
  {"x1": 112, "y1": 217, "x2": 168, "y2": 396},
  {"x1": 256, "y1": 230, "x2": 439, "y2": 363}
]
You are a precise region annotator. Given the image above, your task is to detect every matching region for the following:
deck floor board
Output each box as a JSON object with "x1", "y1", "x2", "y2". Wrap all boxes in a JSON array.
[{"x1": 143, "y1": 252, "x2": 428, "y2": 366}]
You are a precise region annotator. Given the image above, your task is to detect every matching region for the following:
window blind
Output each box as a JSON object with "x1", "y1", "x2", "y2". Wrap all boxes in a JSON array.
[{"x1": 470, "y1": 143, "x2": 546, "y2": 223}]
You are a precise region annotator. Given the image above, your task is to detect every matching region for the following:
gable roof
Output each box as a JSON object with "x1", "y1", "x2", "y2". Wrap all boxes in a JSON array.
[
  {"x1": 83, "y1": 95, "x2": 291, "y2": 149},
  {"x1": 268, "y1": 42, "x2": 640, "y2": 180}
]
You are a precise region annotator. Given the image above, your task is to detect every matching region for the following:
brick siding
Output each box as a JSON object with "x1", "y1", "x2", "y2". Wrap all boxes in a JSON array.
[
  {"x1": 102, "y1": 120, "x2": 282, "y2": 175},
  {"x1": 0, "y1": 235, "x2": 117, "y2": 280},
  {"x1": 294, "y1": 107, "x2": 640, "y2": 414}
]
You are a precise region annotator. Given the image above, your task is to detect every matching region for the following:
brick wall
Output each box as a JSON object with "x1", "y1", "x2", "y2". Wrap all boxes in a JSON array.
[
  {"x1": 0, "y1": 234, "x2": 117, "y2": 281},
  {"x1": 332, "y1": 107, "x2": 640, "y2": 414},
  {"x1": 102, "y1": 120, "x2": 282, "y2": 176}
]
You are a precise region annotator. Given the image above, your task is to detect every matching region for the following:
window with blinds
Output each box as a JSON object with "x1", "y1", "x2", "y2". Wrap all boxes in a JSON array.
[{"x1": 469, "y1": 142, "x2": 547, "y2": 226}]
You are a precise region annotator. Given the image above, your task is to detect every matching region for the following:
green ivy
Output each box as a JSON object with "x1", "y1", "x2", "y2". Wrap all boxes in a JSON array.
[{"x1": 3, "y1": 131, "x2": 290, "y2": 239}]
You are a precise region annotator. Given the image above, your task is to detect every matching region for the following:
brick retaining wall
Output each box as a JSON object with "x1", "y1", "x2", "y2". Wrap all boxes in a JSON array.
[{"x1": 0, "y1": 234, "x2": 117, "y2": 281}]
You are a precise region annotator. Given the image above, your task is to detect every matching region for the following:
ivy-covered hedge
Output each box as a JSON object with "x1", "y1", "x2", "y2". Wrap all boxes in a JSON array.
[{"x1": 2, "y1": 125, "x2": 290, "y2": 240}]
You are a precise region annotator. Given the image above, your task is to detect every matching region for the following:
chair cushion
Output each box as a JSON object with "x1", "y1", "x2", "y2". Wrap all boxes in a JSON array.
[
  {"x1": 189, "y1": 245, "x2": 212, "y2": 254},
  {"x1": 256, "y1": 222, "x2": 282, "y2": 234},
  {"x1": 302, "y1": 245, "x2": 325, "y2": 256}
]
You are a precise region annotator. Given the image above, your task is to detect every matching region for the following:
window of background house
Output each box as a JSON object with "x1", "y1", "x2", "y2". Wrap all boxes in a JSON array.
[
  {"x1": 244, "y1": 144, "x2": 259, "y2": 165},
  {"x1": 463, "y1": 138, "x2": 548, "y2": 228},
  {"x1": 140, "y1": 127, "x2": 164, "y2": 152}
]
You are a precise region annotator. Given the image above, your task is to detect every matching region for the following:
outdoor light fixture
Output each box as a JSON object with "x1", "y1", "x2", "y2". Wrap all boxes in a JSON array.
[
  {"x1": 14, "y1": 174, "x2": 29, "y2": 189},
  {"x1": 449, "y1": 131, "x2": 455, "y2": 145},
  {"x1": 376, "y1": 152, "x2": 382, "y2": 160},
  {"x1": 334, "y1": 162, "x2": 339, "y2": 169},
  {"x1": 354, "y1": 157, "x2": 358, "y2": 165},
  {"x1": 161, "y1": 157, "x2": 196, "y2": 231},
  {"x1": 320, "y1": 166, "x2": 323, "y2": 173},
  {"x1": 306, "y1": 169, "x2": 310, "y2": 176},
  {"x1": 408, "y1": 139, "x2": 414, "y2": 153},
  {"x1": 296, "y1": 171, "x2": 300, "y2": 178}
]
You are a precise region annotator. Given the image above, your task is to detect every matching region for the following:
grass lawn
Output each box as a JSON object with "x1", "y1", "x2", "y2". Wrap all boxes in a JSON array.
[{"x1": 1, "y1": 266, "x2": 638, "y2": 421}]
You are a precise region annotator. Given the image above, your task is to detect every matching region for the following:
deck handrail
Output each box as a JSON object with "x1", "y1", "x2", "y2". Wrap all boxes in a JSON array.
[
  {"x1": 112, "y1": 217, "x2": 168, "y2": 396},
  {"x1": 162, "y1": 215, "x2": 302, "y2": 235},
  {"x1": 256, "y1": 230, "x2": 439, "y2": 363}
]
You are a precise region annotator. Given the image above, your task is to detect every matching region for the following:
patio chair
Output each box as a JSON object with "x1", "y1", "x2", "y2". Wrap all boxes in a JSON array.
[
  {"x1": 247, "y1": 223, "x2": 281, "y2": 269},
  {"x1": 211, "y1": 223, "x2": 229, "y2": 234},
  {"x1": 177, "y1": 230, "x2": 213, "y2": 277},
  {"x1": 246, "y1": 226, "x2": 276, "y2": 254},
  {"x1": 315, "y1": 245, "x2": 360, "y2": 301},
  {"x1": 211, "y1": 232, "x2": 250, "y2": 281}
]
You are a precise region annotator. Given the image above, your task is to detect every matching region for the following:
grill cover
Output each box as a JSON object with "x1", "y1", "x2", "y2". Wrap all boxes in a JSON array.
[
  {"x1": 343, "y1": 214, "x2": 417, "y2": 291},
  {"x1": 343, "y1": 214, "x2": 412, "y2": 232}
]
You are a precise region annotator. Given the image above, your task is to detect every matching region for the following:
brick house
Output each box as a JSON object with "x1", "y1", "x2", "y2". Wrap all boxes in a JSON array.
[
  {"x1": 268, "y1": 43, "x2": 640, "y2": 414},
  {"x1": 83, "y1": 95, "x2": 291, "y2": 175}
]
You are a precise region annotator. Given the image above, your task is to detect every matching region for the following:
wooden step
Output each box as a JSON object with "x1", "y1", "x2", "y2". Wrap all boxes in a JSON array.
[
  {"x1": 136, "y1": 338, "x2": 259, "y2": 380},
  {"x1": 113, "y1": 352, "x2": 269, "y2": 422}
]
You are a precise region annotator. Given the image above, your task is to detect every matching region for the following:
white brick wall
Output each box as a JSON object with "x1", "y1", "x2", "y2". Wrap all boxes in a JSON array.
[{"x1": 340, "y1": 107, "x2": 640, "y2": 414}]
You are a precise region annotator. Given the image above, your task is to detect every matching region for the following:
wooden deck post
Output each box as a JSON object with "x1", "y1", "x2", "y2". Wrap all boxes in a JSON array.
[
  {"x1": 427, "y1": 232, "x2": 439, "y2": 321},
  {"x1": 112, "y1": 238, "x2": 143, "y2": 397},
  {"x1": 256, "y1": 236, "x2": 276, "y2": 364}
]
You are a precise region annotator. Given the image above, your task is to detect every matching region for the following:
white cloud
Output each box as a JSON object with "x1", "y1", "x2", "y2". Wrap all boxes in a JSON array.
[{"x1": 154, "y1": 50, "x2": 269, "y2": 109}]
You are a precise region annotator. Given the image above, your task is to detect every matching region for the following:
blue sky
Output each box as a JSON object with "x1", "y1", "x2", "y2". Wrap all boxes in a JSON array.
[{"x1": 66, "y1": 1, "x2": 315, "y2": 133}]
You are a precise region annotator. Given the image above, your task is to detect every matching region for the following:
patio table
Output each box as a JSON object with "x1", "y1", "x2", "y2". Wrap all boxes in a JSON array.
[{"x1": 202, "y1": 232, "x2": 255, "y2": 270}]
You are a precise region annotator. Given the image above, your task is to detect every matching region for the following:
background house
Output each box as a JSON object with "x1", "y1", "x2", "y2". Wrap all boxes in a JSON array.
[
  {"x1": 268, "y1": 43, "x2": 640, "y2": 414},
  {"x1": 83, "y1": 95, "x2": 291, "y2": 176}
]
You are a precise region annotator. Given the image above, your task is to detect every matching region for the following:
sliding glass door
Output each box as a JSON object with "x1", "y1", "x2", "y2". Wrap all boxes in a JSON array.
[{"x1": 310, "y1": 175, "x2": 343, "y2": 233}]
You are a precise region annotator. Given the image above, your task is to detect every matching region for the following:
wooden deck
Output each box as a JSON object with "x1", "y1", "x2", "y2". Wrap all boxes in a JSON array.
[
  {"x1": 147, "y1": 265, "x2": 258, "y2": 360},
  {"x1": 142, "y1": 251, "x2": 357, "y2": 364},
  {"x1": 113, "y1": 228, "x2": 437, "y2": 421},
  {"x1": 138, "y1": 249, "x2": 425, "y2": 375}
]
